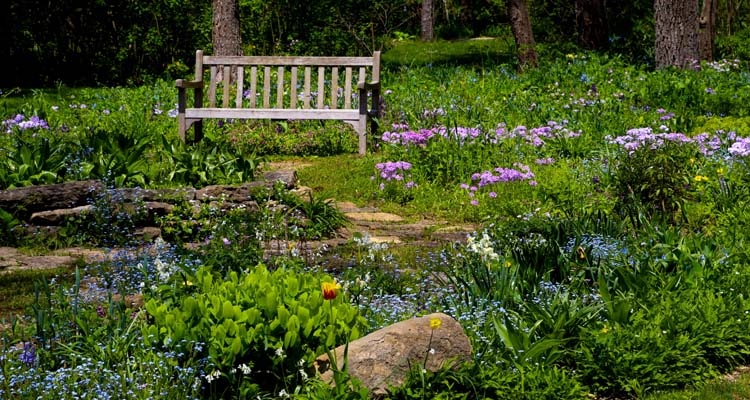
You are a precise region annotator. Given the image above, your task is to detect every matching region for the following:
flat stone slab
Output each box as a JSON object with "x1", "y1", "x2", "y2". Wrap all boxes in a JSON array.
[
  {"x1": 345, "y1": 212, "x2": 404, "y2": 222},
  {"x1": 368, "y1": 235, "x2": 402, "y2": 244},
  {"x1": 0, "y1": 247, "x2": 81, "y2": 274}
]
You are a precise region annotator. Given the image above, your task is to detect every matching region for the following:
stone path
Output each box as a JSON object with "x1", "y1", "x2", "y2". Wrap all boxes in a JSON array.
[{"x1": 0, "y1": 165, "x2": 477, "y2": 273}]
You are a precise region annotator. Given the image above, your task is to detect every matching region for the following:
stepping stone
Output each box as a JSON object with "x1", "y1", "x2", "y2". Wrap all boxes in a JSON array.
[{"x1": 345, "y1": 212, "x2": 404, "y2": 222}]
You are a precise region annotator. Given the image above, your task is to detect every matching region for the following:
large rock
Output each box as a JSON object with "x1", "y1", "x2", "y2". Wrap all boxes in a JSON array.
[
  {"x1": 314, "y1": 312, "x2": 472, "y2": 395},
  {"x1": 0, "y1": 180, "x2": 102, "y2": 218}
]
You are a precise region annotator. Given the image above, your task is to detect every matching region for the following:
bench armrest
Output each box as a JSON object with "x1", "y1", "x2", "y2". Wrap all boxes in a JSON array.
[
  {"x1": 357, "y1": 80, "x2": 380, "y2": 91},
  {"x1": 175, "y1": 79, "x2": 204, "y2": 89},
  {"x1": 358, "y1": 80, "x2": 381, "y2": 118}
]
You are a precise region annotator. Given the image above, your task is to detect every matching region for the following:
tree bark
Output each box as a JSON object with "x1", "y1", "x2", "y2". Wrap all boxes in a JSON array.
[
  {"x1": 421, "y1": 0, "x2": 434, "y2": 41},
  {"x1": 654, "y1": 0, "x2": 699, "y2": 69},
  {"x1": 698, "y1": 0, "x2": 717, "y2": 61},
  {"x1": 507, "y1": 0, "x2": 537, "y2": 71},
  {"x1": 212, "y1": 0, "x2": 242, "y2": 56},
  {"x1": 576, "y1": 0, "x2": 609, "y2": 50}
]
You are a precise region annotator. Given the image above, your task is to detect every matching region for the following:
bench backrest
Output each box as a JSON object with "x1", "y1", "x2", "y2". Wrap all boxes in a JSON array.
[{"x1": 192, "y1": 50, "x2": 381, "y2": 111}]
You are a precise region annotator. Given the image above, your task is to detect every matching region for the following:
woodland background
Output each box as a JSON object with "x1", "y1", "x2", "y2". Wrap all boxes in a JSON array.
[{"x1": 2, "y1": 0, "x2": 749, "y2": 88}]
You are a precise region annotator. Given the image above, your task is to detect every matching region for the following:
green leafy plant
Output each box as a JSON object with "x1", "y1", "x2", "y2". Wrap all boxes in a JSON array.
[{"x1": 143, "y1": 265, "x2": 368, "y2": 397}]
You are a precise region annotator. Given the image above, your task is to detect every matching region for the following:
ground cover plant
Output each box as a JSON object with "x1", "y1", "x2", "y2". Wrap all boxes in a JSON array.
[{"x1": 2, "y1": 45, "x2": 750, "y2": 399}]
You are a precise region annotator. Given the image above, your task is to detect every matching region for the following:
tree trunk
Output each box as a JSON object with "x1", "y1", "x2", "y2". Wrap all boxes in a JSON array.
[
  {"x1": 698, "y1": 0, "x2": 717, "y2": 61},
  {"x1": 576, "y1": 0, "x2": 609, "y2": 50},
  {"x1": 654, "y1": 0, "x2": 699, "y2": 69},
  {"x1": 212, "y1": 0, "x2": 242, "y2": 56},
  {"x1": 421, "y1": 0, "x2": 434, "y2": 41},
  {"x1": 507, "y1": 0, "x2": 537, "y2": 71}
]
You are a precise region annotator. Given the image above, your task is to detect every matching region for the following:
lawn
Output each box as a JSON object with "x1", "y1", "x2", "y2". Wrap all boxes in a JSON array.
[{"x1": 1, "y1": 43, "x2": 750, "y2": 398}]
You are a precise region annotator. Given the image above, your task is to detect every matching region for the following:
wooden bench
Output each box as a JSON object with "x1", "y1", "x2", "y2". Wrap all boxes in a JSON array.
[{"x1": 176, "y1": 50, "x2": 381, "y2": 155}]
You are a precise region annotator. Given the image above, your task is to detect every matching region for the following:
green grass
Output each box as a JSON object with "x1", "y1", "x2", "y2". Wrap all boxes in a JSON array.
[
  {"x1": 646, "y1": 371, "x2": 750, "y2": 400},
  {"x1": 382, "y1": 37, "x2": 515, "y2": 67},
  {"x1": 0, "y1": 266, "x2": 76, "y2": 319}
]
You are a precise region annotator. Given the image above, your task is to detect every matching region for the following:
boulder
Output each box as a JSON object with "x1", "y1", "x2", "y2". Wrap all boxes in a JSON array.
[
  {"x1": 0, "y1": 180, "x2": 102, "y2": 217},
  {"x1": 315, "y1": 312, "x2": 472, "y2": 395}
]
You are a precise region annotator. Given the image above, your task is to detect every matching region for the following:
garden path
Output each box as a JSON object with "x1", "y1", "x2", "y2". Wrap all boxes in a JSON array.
[{"x1": 0, "y1": 163, "x2": 476, "y2": 273}]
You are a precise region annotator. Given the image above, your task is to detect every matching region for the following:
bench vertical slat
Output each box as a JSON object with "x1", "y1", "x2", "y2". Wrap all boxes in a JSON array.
[
  {"x1": 209, "y1": 66, "x2": 217, "y2": 107},
  {"x1": 290, "y1": 66, "x2": 298, "y2": 109},
  {"x1": 304, "y1": 67, "x2": 311, "y2": 109},
  {"x1": 235, "y1": 67, "x2": 244, "y2": 108},
  {"x1": 223, "y1": 66, "x2": 231, "y2": 108},
  {"x1": 358, "y1": 67, "x2": 365, "y2": 84},
  {"x1": 250, "y1": 66, "x2": 257, "y2": 107},
  {"x1": 317, "y1": 66, "x2": 325, "y2": 109},
  {"x1": 263, "y1": 66, "x2": 271, "y2": 108},
  {"x1": 344, "y1": 67, "x2": 352, "y2": 109},
  {"x1": 330, "y1": 67, "x2": 339, "y2": 110},
  {"x1": 276, "y1": 66, "x2": 284, "y2": 108},
  {"x1": 195, "y1": 50, "x2": 204, "y2": 82}
]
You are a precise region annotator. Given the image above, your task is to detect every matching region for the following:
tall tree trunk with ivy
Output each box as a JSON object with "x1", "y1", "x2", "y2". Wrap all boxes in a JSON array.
[
  {"x1": 655, "y1": 0, "x2": 699, "y2": 68},
  {"x1": 698, "y1": 0, "x2": 717, "y2": 61},
  {"x1": 576, "y1": 0, "x2": 608, "y2": 50},
  {"x1": 507, "y1": 0, "x2": 537, "y2": 71},
  {"x1": 421, "y1": 0, "x2": 434, "y2": 41},
  {"x1": 212, "y1": 0, "x2": 242, "y2": 56}
]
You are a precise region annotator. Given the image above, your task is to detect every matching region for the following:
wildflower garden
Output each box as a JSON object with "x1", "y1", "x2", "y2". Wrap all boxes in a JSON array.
[{"x1": 3, "y1": 47, "x2": 750, "y2": 399}]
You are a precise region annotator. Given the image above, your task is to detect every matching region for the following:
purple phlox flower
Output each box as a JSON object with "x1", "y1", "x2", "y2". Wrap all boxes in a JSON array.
[
  {"x1": 705, "y1": 87, "x2": 716, "y2": 94},
  {"x1": 660, "y1": 112, "x2": 675, "y2": 121},
  {"x1": 535, "y1": 157, "x2": 555, "y2": 165},
  {"x1": 4, "y1": 114, "x2": 49, "y2": 132},
  {"x1": 729, "y1": 137, "x2": 750, "y2": 157},
  {"x1": 19, "y1": 342, "x2": 36, "y2": 367},
  {"x1": 222, "y1": 237, "x2": 231, "y2": 246},
  {"x1": 488, "y1": 191, "x2": 497, "y2": 198}
]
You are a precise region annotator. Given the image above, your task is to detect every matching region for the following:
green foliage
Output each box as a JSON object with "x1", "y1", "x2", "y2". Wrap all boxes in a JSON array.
[
  {"x1": 612, "y1": 141, "x2": 695, "y2": 225},
  {"x1": 382, "y1": 39, "x2": 513, "y2": 67},
  {"x1": 143, "y1": 264, "x2": 368, "y2": 396},
  {"x1": 390, "y1": 362, "x2": 589, "y2": 400}
]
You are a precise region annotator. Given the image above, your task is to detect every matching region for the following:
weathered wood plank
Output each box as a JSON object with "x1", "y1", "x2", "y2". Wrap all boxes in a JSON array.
[
  {"x1": 250, "y1": 66, "x2": 258, "y2": 107},
  {"x1": 304, "y1": 67, "x2": 311, "y2": 109},
  {"x1": 290, "y1": 66, "x2": 298, "y2": 109},
  {"x1": 204, "y1": 55, "x2": 376, "y2": 67},
  {"x1": 235, "y1": 67, "x2": 244, "y2": 108},
  {"x1": 344, "y1": 68, "x2": 352, "y2": 109},
  {"x1": 317, "y1": 66, "x2": 325, "y2": 109},
  {"x1": 263, "y1": 66, "x2": 271, "y2": 108},
  {"x1": 331, "y1": 67, "x2": 339, "y2": 110},
  {"x1": 185, "y1": 108, "x2": 359, "y2": 120},
  {"x1": 276, "y1": 66, "x2": 284, "y2": 108},
  {"x1": 209, "y1": 66, "x2": 217, "y2": 107},
  {"x1": 222, "y1": 66, "x2": 231, "y2": 108},
  {"x1": 195, "y1": 50, "x2": 204, "y2": 81}
]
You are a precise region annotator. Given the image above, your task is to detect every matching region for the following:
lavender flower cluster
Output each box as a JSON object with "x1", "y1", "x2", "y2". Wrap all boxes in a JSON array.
[
  {"x1": 373, "y1": 160, "x2": 416, "y2": 190},
  {"x1": 2, "y1": 114, "x2": 49, "y2": 133},
  {"x1": 381, "y1": 120, "x2": 582, "y2": 148},
  {"x1": 608, "y1": 127, "x2": 750, "y2": 158},
  {"x1": 494, "y1": 120, "x2": 581, "y2": 147},
  {"x1": 460, "y1": 163, "x2": 537, "y2": 206}
]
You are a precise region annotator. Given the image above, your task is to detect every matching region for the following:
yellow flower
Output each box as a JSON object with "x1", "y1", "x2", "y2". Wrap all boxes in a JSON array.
[
  {"x1": 694, "y1": 175, "x2": 708, "y2": 182},
  {"x1": 717, "y1": 167, "x2": 725, "y2": 176},
  {"x1": 576, "y1": 246, "x2": 586, "y2": 260},
  {"x1": 505, "y1": 261, "x2": 512, "y2": 268},
  {"x1": 601, "y1": 326, "x2": 610, "y2": 334},
  {"x1": 321, "y1": 280, "x2": 341, "y2": 300},
  {"x1": 429, "y1": 318, "x2": 442, "y2": 330}
]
